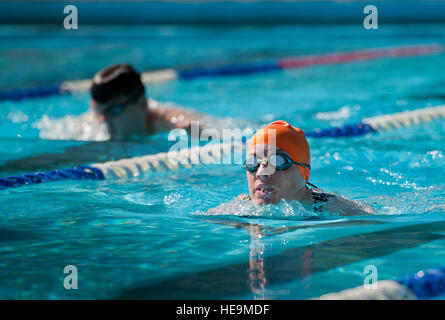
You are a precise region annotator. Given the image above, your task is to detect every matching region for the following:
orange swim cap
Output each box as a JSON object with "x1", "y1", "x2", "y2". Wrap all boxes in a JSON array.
[{"x1": 248, "y1": 120, "x2": 311, "y2": 181}]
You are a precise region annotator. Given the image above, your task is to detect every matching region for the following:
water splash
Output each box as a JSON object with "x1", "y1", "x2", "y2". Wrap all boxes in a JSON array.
[
  {"x1": 197, "y1": 197, "x2": 322, "y2": 221},
  {"x1": 368, "y1": 187, "x2": 445, "y2": 215},
  {"x1": 314, "y1": 105, "x2": 360, "y2": 121},
  {"x1": 7, "y1": 109, "x2": 29, "y2": 123},
  {"x1": 33, "y1": 110, "x2": 109, "y2": 141}
]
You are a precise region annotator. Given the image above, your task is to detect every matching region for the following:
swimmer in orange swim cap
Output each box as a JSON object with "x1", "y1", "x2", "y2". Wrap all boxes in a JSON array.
[
  {"x1": 243, "y1": 120, "x2": 313, "y2": 205},
  {"x1": 209, "y1": 120, "x2": 373, "y2": 215}
]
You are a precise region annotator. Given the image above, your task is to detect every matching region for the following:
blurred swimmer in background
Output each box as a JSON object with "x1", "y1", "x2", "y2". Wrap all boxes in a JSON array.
[
  {"x1": 1, "y1": 63, "x2": 210, "y2": 173},
  {"x1": 90, "y1": 63, "x2": 205, "y2": 140}
]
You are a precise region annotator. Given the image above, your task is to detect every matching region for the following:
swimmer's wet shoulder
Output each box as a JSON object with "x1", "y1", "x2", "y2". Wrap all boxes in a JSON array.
[
  {"x1": 315, "y1": 192, "x2": 374, "y2": 216},
  {"x1": 146, "y1": 103, "x2": 206, "y2": 134}
]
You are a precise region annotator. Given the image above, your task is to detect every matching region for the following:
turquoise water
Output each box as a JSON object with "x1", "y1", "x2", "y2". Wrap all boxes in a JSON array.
[{"x1": 1, "y1": 24, "x2": 445, "y2": 299}]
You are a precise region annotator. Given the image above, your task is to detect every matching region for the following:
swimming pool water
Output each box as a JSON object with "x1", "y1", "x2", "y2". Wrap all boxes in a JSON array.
[{"x1": 1, "y1": 24, "x2": 445, "y2": 299}]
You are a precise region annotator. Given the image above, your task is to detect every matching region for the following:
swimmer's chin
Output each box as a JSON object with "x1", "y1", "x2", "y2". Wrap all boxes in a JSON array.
[{"x1": 251, "y1": 196, "x2": 278, "y2": 205}]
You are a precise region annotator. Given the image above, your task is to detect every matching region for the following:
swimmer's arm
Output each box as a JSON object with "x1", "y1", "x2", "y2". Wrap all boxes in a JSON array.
[{"x1": 324, "y1": 196, "x2": 375, "y2": 216}]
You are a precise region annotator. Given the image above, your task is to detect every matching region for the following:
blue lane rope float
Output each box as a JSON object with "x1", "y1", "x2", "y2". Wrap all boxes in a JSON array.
[
  {"x1": 177, "y1": 61, "x2": 279, "y2": 80},
  {"x1": 0, "y1": 166, "x2": 104, "y2": 189},
  {"x1": 0, "y1": 84, "x2": 67, "y2": 102},
  {"x1": 1, "y1": 105, "x2": 444, "y2": 189},
  {"x1": 397, "y1": 267, "x2": 445, "y2": 299},
  {"x1": 315, "y1": 266, "x2": 445, "y2": 300},
  {"x1": 1, "y1": 44, "x2": 443, "y2": 102},
  {"x1": 306, "y1": 122, "x2": 376, "y2": 138}
]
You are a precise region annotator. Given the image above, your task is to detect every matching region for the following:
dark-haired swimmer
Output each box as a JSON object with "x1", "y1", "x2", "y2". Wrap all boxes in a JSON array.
[
  {"x1": 0, "y1": 63, "x2": 207, "y2": 173},
  {"x1": 90, "y1": 63, "x2": 205, "y2": 140},
  {"x1": 209, "y1": 121, "x2": 374, "y2": 216}
]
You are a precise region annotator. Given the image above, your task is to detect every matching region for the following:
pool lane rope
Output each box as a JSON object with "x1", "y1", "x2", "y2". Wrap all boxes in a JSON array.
[
  {"x1": 1, "y1": 104, "x2": 445, "y2": 189},
  {"x1": 1, "y1": 44, "x2": 443, "y2": 102},
  {"x1": 315, "y1": 266, "x2": 445, "y2": 300},
  {"x1": 306, "y1": 104, "x2": 445, "y2": 138}
]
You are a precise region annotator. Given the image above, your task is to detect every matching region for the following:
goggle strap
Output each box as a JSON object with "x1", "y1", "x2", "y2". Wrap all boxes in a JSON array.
[
  {"x1": 306, "y1": 181, "x2": 323, "y2": 192},
  {"x1": 292, "y1": 161, "x2": 311, "y2": 169}
]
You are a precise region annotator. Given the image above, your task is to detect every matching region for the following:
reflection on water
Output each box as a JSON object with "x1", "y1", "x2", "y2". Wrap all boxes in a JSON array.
[
  {"x1": 248, "y1": 224, "x2": 267, "y2": 299},
  {"x1": 246, "y1": 224, "x2": 313, "y2": 299},
  {"x1": 223, "y1": 219, "x2": 380, "y2": 299},
  {"x1": 118, "y1": 219, "x2": 445, "y2": 299}
]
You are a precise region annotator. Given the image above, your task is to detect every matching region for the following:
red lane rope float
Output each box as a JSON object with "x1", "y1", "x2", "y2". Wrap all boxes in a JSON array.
[{"x1": 277, "y1": 44, "x2": 444, "y2": 69}]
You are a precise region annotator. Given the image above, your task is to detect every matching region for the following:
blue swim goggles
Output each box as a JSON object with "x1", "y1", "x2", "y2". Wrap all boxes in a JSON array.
[{"x1": 243, "y1": 153, "x2": 311, "y2": 172}]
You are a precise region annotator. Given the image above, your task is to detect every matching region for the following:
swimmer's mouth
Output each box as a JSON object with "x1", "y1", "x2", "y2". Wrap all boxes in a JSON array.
[{"x1": 255, "y1": 185, "x2": 275, "y2": 197}]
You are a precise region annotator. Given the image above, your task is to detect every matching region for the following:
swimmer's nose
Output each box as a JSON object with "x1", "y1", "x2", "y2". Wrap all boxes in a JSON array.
[{"x1": 256, "y1": 162, "x2": 274, "y2": 179}]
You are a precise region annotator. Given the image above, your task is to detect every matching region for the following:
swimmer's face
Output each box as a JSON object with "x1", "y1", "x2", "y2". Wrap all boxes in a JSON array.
[
  {"x1": 92, "y1": 95, "x2": 147, "y2": 140},
  {"x1": 246, "y1": 145, "x2": 306, "y2": 205}
]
